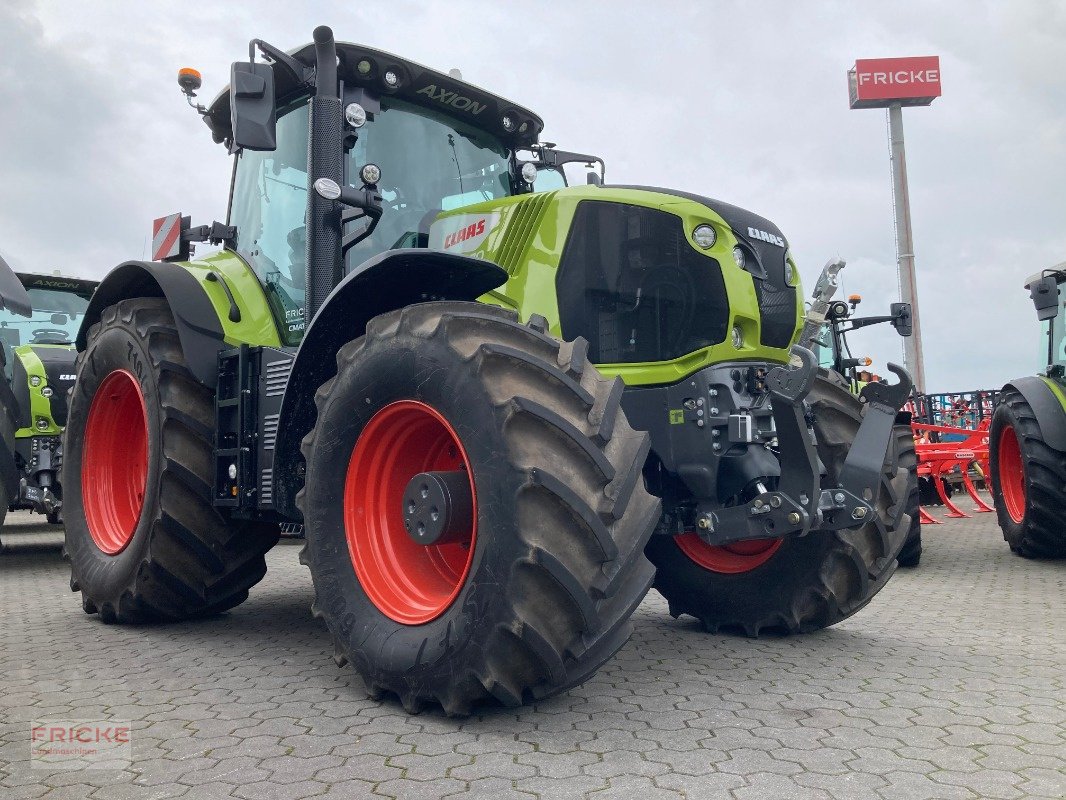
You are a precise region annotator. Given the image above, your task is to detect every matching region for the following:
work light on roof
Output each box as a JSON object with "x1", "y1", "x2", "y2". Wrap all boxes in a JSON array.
[
  {"x1": 383, "y1": 69, "x2": 400, "y2": 88},
  {"x1": 501, "y1": 115, "x2": 515, "y2": 132},
  {"x1": 356, "y1": 59, "x2": 372, "y2": 75}
]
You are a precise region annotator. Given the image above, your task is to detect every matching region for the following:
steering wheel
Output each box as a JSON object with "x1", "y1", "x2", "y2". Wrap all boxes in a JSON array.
[{"x1": 31, "y1": 328, "x2": 70, "y2": 345}]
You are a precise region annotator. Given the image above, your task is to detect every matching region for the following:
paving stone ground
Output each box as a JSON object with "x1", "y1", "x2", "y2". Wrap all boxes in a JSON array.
[{"x1": 1, "y1": 510, "x2": 1063, "y2": 799}]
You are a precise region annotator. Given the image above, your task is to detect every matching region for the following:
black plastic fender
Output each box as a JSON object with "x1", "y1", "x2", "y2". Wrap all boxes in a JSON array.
[
  {"x1": 1002, "y1": 376, "x2": 1066, "y2": 451},
  {"x1": 75, "y1": 261, "x2": 226, "y2": 387},
  {"x1": 272, "y1": 248, "x2": 508, "y2": 519}
]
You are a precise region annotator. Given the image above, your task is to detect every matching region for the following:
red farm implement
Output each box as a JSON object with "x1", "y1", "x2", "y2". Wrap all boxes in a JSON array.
[{"x1": 909, "y1": 391, "x2": 998, "y2": 524}]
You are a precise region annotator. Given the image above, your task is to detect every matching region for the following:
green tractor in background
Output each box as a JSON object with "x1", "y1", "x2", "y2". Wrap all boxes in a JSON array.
[
  {"x1": 989, "y1": 266, "x2": 1066, "y2": 557},
  {"x1": 48, "y1": 27, "x2": 915, "y2": 714},
  {"x1": 0, "y1": 253, "x2": 96, "y2": 535}
]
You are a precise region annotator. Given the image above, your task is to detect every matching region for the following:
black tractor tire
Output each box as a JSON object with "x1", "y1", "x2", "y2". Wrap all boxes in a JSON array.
[
  {"x1": 896, "y1": 500, "x2": 922, "y2": 567},
  {"x1": 645, "y1": 374, "x2": 915, "y2": 636},
  {"x1": 64, "y1": 299, "x2": 279, "y2": 622},
  {"x1": 299, "y1": 302, "x2": 660, "y2": 715},
  {"x1": 989, "y1": 388, "x2": 1066, "y2": 558}
]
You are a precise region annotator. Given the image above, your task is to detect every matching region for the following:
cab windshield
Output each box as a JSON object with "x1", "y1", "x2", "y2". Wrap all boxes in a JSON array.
[
  {"x1": 230, "y1": 98, "x2": 513, "y2": 344},
  {"x1": 0, "y1": 286, "x2": 89, "y2": 378}
]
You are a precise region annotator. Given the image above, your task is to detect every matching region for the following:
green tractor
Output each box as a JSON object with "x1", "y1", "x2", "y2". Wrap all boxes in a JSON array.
[
  {"x1": 50, "y1": 27, "x2": 915, "y2": 714},
  {"x1": 0, "y1": 253, "x2": 96, "y2": 533},
  {"x1": 989, "y1": 266, "x2": 1066, "y2": 557}
]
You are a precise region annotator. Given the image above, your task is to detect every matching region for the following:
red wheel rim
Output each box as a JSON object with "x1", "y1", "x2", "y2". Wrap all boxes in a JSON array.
[
  {"x1": 81, "y1": 370, "x2": 149, "y2": 555},
  {"x1": 344, "y1": 400, "x2": 477, "y2": 625},
  {"x1": 998, "y1": 424, "x2": 1026, "y2": 524},
  {"x1": 675, "y1": 533, "x2": 783, "y2": 574}
]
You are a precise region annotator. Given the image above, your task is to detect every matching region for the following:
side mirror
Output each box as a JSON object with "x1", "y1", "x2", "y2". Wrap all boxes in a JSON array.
[
  {"x1": 890, "y1": 302, "x2": 912, "y2": 336},
  {"x1": 0, "y1": 253, "x2": 32, "y2": 318},
  {"x1": 1029, "y1": 275, "x2": 1061, "y2": 321},
  {"x1": 230, "y1": 61, "x2": 277, "y2": 151}
]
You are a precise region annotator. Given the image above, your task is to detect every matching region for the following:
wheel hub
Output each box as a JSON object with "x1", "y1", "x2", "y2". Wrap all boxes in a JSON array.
[{"x1": 402, "y1": 470, "x2": 473, "y2": 547}]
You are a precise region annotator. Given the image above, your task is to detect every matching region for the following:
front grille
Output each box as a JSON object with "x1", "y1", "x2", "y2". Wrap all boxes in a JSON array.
[
  {"x1": 754, "y1": 278, "x2": 797, "y2": 348},
  {"x1": 556, "y1": 200, "x2": 729, "y2": 364}
]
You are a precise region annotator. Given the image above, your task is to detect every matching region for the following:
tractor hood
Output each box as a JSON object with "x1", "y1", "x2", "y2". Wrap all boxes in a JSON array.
[{"x1": 205, "y1": 41, "x2": 544, "y2": 149}]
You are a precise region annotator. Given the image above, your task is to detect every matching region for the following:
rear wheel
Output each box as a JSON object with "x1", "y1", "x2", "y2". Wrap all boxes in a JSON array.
[
  {"x1": 299, "y1": 302, "x2": 659, "y2": 715},
  {"x1": 989, "y1": 390, "x2": 1066, "y2": 557},
  {"x1": 646, "y1": 375, "x2": 915, "y2": 635},
  {"x1": 64, "y1": 299, "x2": 279, "y2": 622}
]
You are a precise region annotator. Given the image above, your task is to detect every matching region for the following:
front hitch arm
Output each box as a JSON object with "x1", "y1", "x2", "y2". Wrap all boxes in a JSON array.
[{"x1": 837, "y1": 362, "x2": 913, "y2": 505}]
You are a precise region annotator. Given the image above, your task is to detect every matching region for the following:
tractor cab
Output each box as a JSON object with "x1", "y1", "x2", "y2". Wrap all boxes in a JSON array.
[
  {"x1": 1027, "y1": 266, "x2": 1066, "y2": 378},
  {"x1": 200, "y1": 42, "x2": 557, "y2": 343}
]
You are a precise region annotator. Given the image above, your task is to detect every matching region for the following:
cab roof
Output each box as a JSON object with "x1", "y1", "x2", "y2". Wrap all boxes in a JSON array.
[
  {"x1": 205, "y1": 41, "x2": 544, "y2": 149},
  {"x1": 1025, "y1": 262, "x2": 1066, "y2": 289}
]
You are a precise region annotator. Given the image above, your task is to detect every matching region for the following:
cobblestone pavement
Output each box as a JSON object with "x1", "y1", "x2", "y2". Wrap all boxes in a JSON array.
[{"x1": 1, "y1": 510, "x2": 1063, "y2": 799}]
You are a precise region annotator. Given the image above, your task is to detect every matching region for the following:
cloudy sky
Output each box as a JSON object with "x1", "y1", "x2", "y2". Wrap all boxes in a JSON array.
[{"x1": 2, "y1": 1, "x2": 1063, "y2": 392}]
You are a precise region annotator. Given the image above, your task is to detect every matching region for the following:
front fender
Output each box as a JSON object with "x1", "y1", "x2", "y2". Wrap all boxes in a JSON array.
[
  {"x1": 1004, "y1": 375, "x2": 1066, "y2": 451},
  {"x1": 76, "y1": 261, "x2": 227, "y2": 387},
  {"x1": 272, "y1": 248, "x2": 507, "y2": 519}
]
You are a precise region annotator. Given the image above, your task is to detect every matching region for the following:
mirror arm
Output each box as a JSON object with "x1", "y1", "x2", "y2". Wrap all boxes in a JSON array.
[{"x1": 249, "y1": 38, "x2": 314, "y2": 89}]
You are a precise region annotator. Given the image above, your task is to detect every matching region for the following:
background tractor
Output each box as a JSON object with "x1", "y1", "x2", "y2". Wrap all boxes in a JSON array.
[
  {"x1": 0, "y1": 253, "x2": 95, "y2": 535},
  {"x1": 49, "y1": 27, "x2": 914, "y2": 714},
  {"x1": 989, "y1": 266, "x2": 1066, "y2": 557}
]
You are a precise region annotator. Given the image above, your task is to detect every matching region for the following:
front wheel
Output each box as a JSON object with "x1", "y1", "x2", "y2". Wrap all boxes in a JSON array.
[
  {"x1": 989, "y1": 389, "x2": 1066, "y2": 557},
  {"x1": 299, "y1": 303, "x2": 659, "y2": 715},
  {"x1": 63, "y1": 299, "x2": 279, "y2": 622},
  {"x1": 646, "y1": 376, "x2": 916, "y2": 636}
]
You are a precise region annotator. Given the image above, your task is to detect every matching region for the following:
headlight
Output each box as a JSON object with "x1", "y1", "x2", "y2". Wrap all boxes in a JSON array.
[
  {"x1": 30, "y1": 375, "x2": 42, "y2": 387},
  {"x1": 41, "y1": 387, "x2": 53, "y2": 398},
  {"x1": 692, "y1": 224, "x2": 717, "y2": 249},
  {"x1": 784, "y1": 260, "x2": 796, "y2": 286},
  {"x1": 731, "y1": 325, "x2": 744, "y2": 349},
  {"x1": 732, "y1": 246, "x2": 746, "y2": 269}
]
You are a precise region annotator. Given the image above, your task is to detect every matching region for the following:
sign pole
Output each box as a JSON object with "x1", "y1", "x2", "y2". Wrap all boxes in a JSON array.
[
  {"x1": 887, "y1": 103, "x2": 926, "y2": 393},
  {"x1": 848, "y1": 55, "x2": 939, "y2": 394}
]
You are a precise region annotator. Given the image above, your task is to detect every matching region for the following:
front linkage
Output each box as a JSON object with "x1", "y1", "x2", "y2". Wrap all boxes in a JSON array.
[{"x1": 653, "y1": 345, "x2": 912, "y2": 548}]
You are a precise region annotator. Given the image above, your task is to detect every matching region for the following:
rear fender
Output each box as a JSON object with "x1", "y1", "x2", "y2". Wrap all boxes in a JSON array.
[
  {"x1": 1003, "y1": 376, "x2": 1066, "y2": 451},
  {"x1": 76, "y1": 261, "x2": 227, "y2": 387},
  {"x1": 272, "y1": 249, "x2": 508, "y2": 518}
]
